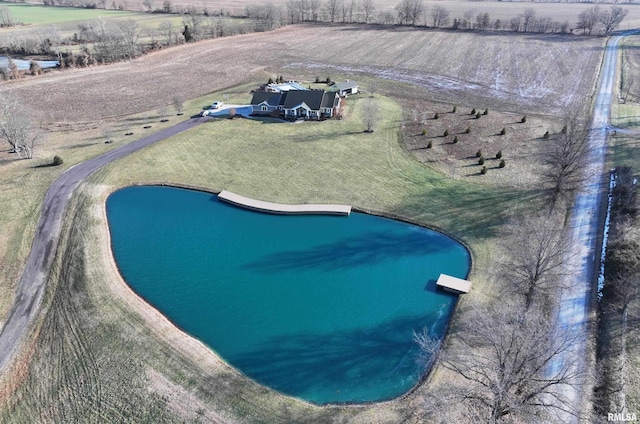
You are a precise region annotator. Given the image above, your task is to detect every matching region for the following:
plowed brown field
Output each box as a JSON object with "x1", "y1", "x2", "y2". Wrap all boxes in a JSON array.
[{"x1": 3, "y1": 24, "x2": 604, "y2": 123}]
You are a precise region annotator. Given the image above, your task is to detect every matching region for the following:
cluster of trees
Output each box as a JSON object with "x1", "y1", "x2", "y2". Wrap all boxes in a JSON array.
[
  {"x1": 279, "y1": 0, "x2": 376, "y2": 24},
  {"x1": 577, "y1": 6, "x2": 629, "y2": 35},
  {"x1": 417, "y1": 301, "x2": 580, "y2": 423},
  {"x1": 0, "y1": 6, "x2": 15, "y2": 27},
  {"x1": 1, "y1": 30, "x2": 59, "y2": 57}
]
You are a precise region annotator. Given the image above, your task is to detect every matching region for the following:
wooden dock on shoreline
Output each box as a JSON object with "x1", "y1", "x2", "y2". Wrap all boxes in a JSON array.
[{"x1": 218, "y1": 190, "x2": 352, "y2": 216}]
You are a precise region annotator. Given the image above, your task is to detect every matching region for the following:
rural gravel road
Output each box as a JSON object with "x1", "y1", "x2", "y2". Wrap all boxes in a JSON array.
[
  {"x1": 551, "y1": 30, "x2": 638, "y2": 422},
  {"x1": 0, "y1": 115, "x2": 211, "y2": 374}
]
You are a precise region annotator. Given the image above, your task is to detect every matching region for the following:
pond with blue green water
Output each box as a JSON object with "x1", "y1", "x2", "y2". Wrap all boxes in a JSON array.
[{"x1": 106, "y1": 186, "x2": 470, "y2": 404}]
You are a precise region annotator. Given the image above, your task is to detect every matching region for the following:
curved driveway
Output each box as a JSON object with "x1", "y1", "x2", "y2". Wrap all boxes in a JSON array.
[{"x1": 0, "y1": 115, "x2": 210, "y2": 373}]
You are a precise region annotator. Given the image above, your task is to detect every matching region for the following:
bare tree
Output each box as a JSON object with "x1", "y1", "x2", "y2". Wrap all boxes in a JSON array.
[
  {"x1": 361, "y1": 97, "x2": 380, "y2": 132},
  {"x1": 145, "y1": 26, "x2": 157, "y2": 47},
  {"x1": 430, "y1": 5, "x2": 449, "y2": 28},
  {"x1": 475, "y1": 12, "x2": 490, "y2": 31},
  {"x1": 297, "y1": 0, "x2": 309, "y2": 22},
  {"x1": 93, "y1": 30, "x2": 118, "y2": 62},
  {"x1": 503, "y1": 213, "x2": 570, "y2": 309},
  {"x1": 204, "y1": 16, "x2": 218, "y2": 38},
  {"x1": 325, "y1": 0, "x2": 341, "y2": 22},
  {"x1": 395, "y1": 0, "x2": 423, "y2": 26},
  {"x1": 172, "y1": 96, "x2": 184, "y2": 115},
  {"x1": 142, "y1": 0, "x2": 153, "y2": 12},
  {"x1": 599, "y1": 6, "x2": 628, "y2": 35},
  {"x1": 522, "y1": 8, "x2": 535, "y2": 32},
  {"x1": 510, "y1": 16, "x2": 521, "y2": 32},
  {"x1": 462, "y1": 9, "x2": 474, "y2": 30},
  {"x1": 182, "y1": 6, "x2": 204, "y2": 40},
  {"x1": 361, "y1": 0, "x2": 375, "y2": 24},
  {"x1": 542, "y1": 117, "x2": 593, "y2": 208},
  {"x1": 158, "y1": 20, "x2": 177, "y2": 45},
  {"x1": 0, "y1": 5, "x2": 15, "y2": 27},
  {"x1": 577, "y1": 6, "x2": 601, "y2": 35},
  {"x1": 118, "y1": 19, "x2": 143, "y2": 58},
  {"x1": 416, "y1": 303, "x2": 581, "y2": 423},
  {"x1": 286, "y1": 0, "x2": 300, "y2": 23},
  {"x1": 346, "y1": 0, "x2": 356, "y2": 23},
  {"x1": 0, "y1": 94, "x2": 41, "y2": 159},
  {"x1": 309, "y1": 0, "x2": 321, "y2": 22}
]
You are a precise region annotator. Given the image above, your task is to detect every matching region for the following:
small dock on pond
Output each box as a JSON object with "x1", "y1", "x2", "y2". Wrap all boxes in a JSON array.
[
  {"x1": 218, "y1": 190, "x2": 352, "y2": 216},
  {"x1": 436, "y1": 274, "x2": 472, "y2": 294}
]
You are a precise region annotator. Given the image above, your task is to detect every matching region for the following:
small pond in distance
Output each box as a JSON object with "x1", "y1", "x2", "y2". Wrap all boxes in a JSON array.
[{"x1": 106, "y1": 186, "x2": 470, "y2": 404}]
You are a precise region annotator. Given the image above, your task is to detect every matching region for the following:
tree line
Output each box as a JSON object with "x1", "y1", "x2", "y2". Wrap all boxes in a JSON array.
[{"x1": 11, "y1": 0, "x2": 629, "y2": 36}]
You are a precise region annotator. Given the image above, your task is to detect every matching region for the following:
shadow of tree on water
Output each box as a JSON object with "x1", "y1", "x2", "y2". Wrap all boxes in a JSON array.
[
  {"x1": 244, "y1": 230, "x2": 463, "y2": 274},
  {"x1": 231, "y1": 310, "x2": 455, "y2": 404}
]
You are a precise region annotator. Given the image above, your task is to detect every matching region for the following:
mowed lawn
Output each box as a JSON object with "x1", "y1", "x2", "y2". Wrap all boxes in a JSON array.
[
  {"x1": 0, "y1": 94, "x2": 539, "y2": 422},
  {"x1": 97, "y1": 95, "x2": 535, "y2": 241}
]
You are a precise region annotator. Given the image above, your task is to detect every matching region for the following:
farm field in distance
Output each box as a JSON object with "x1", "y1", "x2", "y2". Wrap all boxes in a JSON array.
[
  {"x1": 0, "y1": 18, "x2": 621, "y2": 422},
  {"x1": 70, "y1": 0, "x2": 640, "y2": 29},
  {"x1": 3, "y1": 24, "x2": 605, "y2": 123}
]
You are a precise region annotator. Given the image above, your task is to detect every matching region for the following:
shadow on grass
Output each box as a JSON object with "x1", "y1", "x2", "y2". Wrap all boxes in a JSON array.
[
  {"x1": 245, "y1": 229, "x2": 465, "y2": 274},
  {"x1": 231, "y1": 310, "x2": 455, "y2": 404},
  {"x1": 32, "y1": 162, "x2": 60, "y2": 169},
  {"x1": 388, "y1": 185, "x2": 541, "y2": 240},
  {"x1": 613, "y1": 136, "x2": 640, "y2": 167}
]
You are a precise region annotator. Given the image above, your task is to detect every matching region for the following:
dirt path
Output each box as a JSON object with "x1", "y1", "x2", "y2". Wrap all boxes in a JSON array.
[{"x1": 0, "y1": 115, "x2": 211, "y2": 375}]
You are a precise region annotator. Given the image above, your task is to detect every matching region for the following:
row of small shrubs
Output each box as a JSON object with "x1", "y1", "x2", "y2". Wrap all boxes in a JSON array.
[
  {"x1": 476, "y1": 149, "x2": 503, "y2": 159},
  {"x1": 423, "y1": 125, "x2": 508, "y2": 137}
]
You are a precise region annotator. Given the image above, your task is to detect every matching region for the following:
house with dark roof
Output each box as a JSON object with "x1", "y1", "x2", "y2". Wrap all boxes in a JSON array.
[
  {"x1": 251, "y1": 91, "x2": 285, "y2": 115},
  {"x1": 250, "y1": 90, "x2": 342, "y2": 120}
]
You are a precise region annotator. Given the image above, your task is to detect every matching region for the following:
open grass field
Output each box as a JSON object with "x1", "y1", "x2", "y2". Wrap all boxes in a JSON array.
[
  {"x1": 0, "y1": 23, "x2": 607, "y2": 422},
  {"x1": 0, "y1": 93, "x2": 543, "y2": 422},
  {"x1": 1, "y1": 3, "x2": 138, "y2": 25}
]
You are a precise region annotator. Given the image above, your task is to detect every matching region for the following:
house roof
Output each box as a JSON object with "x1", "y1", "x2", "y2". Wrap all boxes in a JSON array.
[
  {"x1": 251, "y1": 91, "x2": 283, "y2": 106},
  {"x1": 282, "y1": 90, "x2": 325, "y2": 110},
  {"x1": 251, "y1": 90, "x2": 339, "y2": 111},
  {"x1": 267, "y1": 82, "x2": 309, "y2": 92},
  {"x1": 321, "y1": 92, "x2": 339, "y2": 109},
  {"x1": 335, "y1": 80, "x2": 358, "y2": 91}
]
